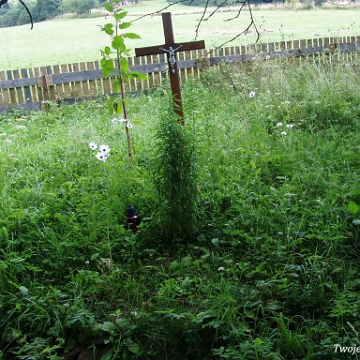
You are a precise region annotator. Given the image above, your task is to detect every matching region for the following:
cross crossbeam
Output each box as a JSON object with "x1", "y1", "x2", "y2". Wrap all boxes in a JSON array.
[{"x1": 135, "y1": 12, "x2": 205, "y2": 124}]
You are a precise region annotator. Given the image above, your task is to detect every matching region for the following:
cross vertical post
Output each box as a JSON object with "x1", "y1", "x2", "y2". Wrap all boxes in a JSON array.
[{"x1": 135, "y1": 12, "x2": 205, "y2": 124}]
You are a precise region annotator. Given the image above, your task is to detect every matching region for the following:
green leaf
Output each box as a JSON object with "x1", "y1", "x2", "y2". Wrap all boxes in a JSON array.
[
  {"x1": 112, "y1": 35, "x2": 125, "y2": 50},
  {"x1": 115, "y1": 10, "x2": 128, "y2": 21},
  {"x1": 115, "y1": 102, "x2": 123, "y2": 115},
  {"x1": 100, "y1": 57, "x2": 108, "y2": 67},
  {"x1": 101, "y1": 23, "x2": 114, "y2": 36},
  {"x1": 119, "y1": 22, "x2": 131, "y2": 30},
  {"x1": 113, "y1": 79, "x2": 121, "y2": 93},
  {"x1": 348, "y1": 201, "x2": 359, "y2": 215},
  {"x1": 54, "y1": 212, "x2": 66, "y2": 223},
  {"x1": 100, "y1": 349, "x2": 114, "y2": 360},
  {"x1": 105, "y1": 46, "x2": 111, "y2": 55},
  {"x1": 124, "y1": 33, "x2": 141, "y2": 40},
  {"x1": 99, "y1": 321, "x2": 116, "y2": 333},
  {"x1": 104, "y1": 3, "x2": 114, "y2": 12},
  {"x1": 128, "y1": 71, "x2": 147, "y2": 80},
  {"x1": 120, "y1": 57, "x2": 129, "y2": 72},
  {"x1": 102, "y1": 59, "x2": 116, "y2": 78}
]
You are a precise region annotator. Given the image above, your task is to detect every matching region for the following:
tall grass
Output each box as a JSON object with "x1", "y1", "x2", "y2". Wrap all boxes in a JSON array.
[{"x1": 0, "y1": 55, "x2": 360, "y2": 359}]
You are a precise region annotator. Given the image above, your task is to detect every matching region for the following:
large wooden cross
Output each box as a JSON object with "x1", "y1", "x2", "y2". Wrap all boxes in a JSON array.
[{"x1": 135, "y1": 12, "x2": 205, "y2": 124}]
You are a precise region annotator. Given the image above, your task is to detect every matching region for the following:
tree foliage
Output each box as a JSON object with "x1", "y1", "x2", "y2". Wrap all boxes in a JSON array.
[{"x1": 0, "y1": 0, "x2": 99, "y2": 28}]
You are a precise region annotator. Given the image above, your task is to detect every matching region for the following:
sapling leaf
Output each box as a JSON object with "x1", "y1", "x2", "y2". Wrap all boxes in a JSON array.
[
  {"x1": 348, "y1": 201, "x2": 359, "y2": 215},
  {"x1": 105, "y1": 46, "x2": 111, "y2": 55},
  {"x1": 104, "y1": 2, "x2": 114, "y2": 12},
  {"x1": 101, "y1": 23, "x2": 114, "y2": 36},
  {"x1": 102, "y1": 59, "x2": 115, "y2": 78},
  {"x1": 100, "y1": 57, "x2": 107, "y2": 67},
  {"x1": 113, "y1": 79, "x2": 121, "y2": 92},
  {"x1": 120, "y1": 57, "x2": 129, "y2": 72},
  {"x1": 115, "y1": 10, "x2": 128, "y2": 20},
  {"x1": 128, "y1": 71, "x2": 147, "y2": 80},
  {"x1": 119, "y1": 22, "x2": 131, "y2": 29},
  {"x1": 112, "y1": 35, "x2": 125, "y2": 50},
  {"x1": 124, "y1": 33, "x2": 141, "y2": 40},
  {"x1": 115, "y1": 103, "x2": 123, "y2": 114}
]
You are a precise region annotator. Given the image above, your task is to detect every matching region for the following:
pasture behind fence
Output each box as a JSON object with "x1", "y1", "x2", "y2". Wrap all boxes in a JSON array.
[{"x1": 0, "y1": 35, "x2": 359, "y2": 112}]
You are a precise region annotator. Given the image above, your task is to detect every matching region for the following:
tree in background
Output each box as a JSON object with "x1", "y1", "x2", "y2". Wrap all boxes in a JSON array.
[
  {"x1": 34, "y1": 0, "x2": 61, "y2": 21},
  {"x1": 0, "y1": 0, "x2": 100, "y2": 27},
  {"x1": 61, "y1": 0, "x2": 98, "y2": 15}
]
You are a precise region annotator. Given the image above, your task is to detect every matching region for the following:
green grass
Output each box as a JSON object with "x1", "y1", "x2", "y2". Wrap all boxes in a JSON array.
[
  {"x1": 1, "y1": 55, "x2": 360, "y2": 359},
  {"x1": 0, "y1": 0, "x2": 360, "y2": 70}
]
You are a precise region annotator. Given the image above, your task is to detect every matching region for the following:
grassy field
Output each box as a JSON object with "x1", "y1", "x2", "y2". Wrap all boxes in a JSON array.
[
  {"x1": 1, "y1": 54, "x2": 360, "y2": 358},
  {"x1": 0, "y1": 0, "x2": 359, "y2": 70}
]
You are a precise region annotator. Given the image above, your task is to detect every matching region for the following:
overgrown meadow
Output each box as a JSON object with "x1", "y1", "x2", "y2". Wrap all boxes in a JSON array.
[{"x1": 1, "y1": 57, "x2": 360, "y2": 359}]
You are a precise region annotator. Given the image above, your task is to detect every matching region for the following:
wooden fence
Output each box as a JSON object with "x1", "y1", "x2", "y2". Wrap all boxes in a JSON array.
[{"x1": 0, "y1": 36, "x2": 359, "y2": 112}]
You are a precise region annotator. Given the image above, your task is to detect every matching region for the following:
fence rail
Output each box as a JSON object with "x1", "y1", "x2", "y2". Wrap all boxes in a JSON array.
[{"x1": 1, "y1": 36, "x2": 359, "y2": 112}]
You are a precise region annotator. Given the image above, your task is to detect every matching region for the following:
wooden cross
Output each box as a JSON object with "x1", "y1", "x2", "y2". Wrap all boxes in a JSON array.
[{"x1": 135, "y1": 12, "x2": 205, "y2": 124}]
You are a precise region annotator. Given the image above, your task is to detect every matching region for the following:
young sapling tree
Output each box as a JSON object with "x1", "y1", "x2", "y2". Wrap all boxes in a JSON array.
[{"x1": 100, "y1": 0, "x2": 146, "y2": 161}]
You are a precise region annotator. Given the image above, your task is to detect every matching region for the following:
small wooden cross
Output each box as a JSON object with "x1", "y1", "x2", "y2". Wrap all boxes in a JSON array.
[{"x1": 135, "y1": 12, "x2": 205, "y2": 124}]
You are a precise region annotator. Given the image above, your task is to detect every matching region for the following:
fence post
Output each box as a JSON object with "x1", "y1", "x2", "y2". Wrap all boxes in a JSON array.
[{"x1": 37, "y1": 74, "x2": 54, "y2": 111}]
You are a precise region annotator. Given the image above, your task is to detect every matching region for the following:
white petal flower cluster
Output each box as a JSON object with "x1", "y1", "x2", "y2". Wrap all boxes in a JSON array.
[
  {"x1": 276, "y1": 122, "x2": 294, "y2": 136},
  {"x1": 248, "y1": 91, "x2": 256, "y2": 98},
  {"x1": 112, "y1": 117, "x2": 133, "y2": 128},
  {"x1": 88, "y1": 142, "x2": 111, "y2": 162}
]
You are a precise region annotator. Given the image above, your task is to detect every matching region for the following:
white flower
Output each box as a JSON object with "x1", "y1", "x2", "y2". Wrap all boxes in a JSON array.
[
  {"x1": 218, "y1": 267, "x2": 225, "y2": 272},
  {"x1": 119, "y1": 118, "x2": 127, "y2": 123},
  {"x1": 85, "y1": 260, "x2": 90, "y2": 265},
  {"x1": 281, "y1": 131, "x2": 287, "y2": 136},
  {"x1": 286, "y1": 124, "x2": 294, "y2": 128},
  {"x1": 89, "y1": 142, "x2": 97, "y2": 150},
  {"x1": 248, "y1": 91, "x2": 256, "y2": 98},
  {"x1": 353, "y1": 219, "x2": 360, "y2": 225},
  {"x1": 95, "y1": 152, "x2": 109, "y2": 162},
  {"x1": 126, "y1": 122, "x2": 133, "y2": 129},
  {"x1": 99, "y1": 144, "x2": 110, "y2": 154},
  {"x1": 112, "y1": 118, "x2": 118, "y2": 123},
  {"x1": 276, "y1": 122, "x2": 283, "y2": 127}
]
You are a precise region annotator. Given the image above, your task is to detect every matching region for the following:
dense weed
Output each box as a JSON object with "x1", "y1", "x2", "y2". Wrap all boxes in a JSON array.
[{"x1": 0, "y1": 56, "x2": 360, "y2": 359}]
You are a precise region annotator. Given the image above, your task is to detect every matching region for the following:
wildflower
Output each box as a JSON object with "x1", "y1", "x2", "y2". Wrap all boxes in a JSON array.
[
  {"x1": 281, "y1": 131, "x2": 287, "y2": 136},
  {"x1": 286, "y1": 124, "x2": 294, "y2": 129},
  {"x1": 126, "y1": 122, "x2": 133, "y2": 129},
  {"x1": 112, "y1": 118, "x2": 118, "y2": 123},
  {"x1": 119, "y1": 118, "x2": 127, "y2": 123},
  {"x1": 85, "y1": 260, "x2": 90, "y2": 265},
  {"x1": 95, "y1": 152, "x2": 109, "y2": 162},
  {"x1": 248, "y1": 91, "x2": 256, "y2": 98},
  {"x1": 218, "y1": 267, "x2": 225, "y2": 271},
  {"x1": 89, "y1": 142, "x2": 97, "y2": 150},
  {"x1": 276, "y1": 122, "x2": 283, "y2": 127},
  {"x1": 99, "y1": 144, "x2": 110, "y2": 154}
]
